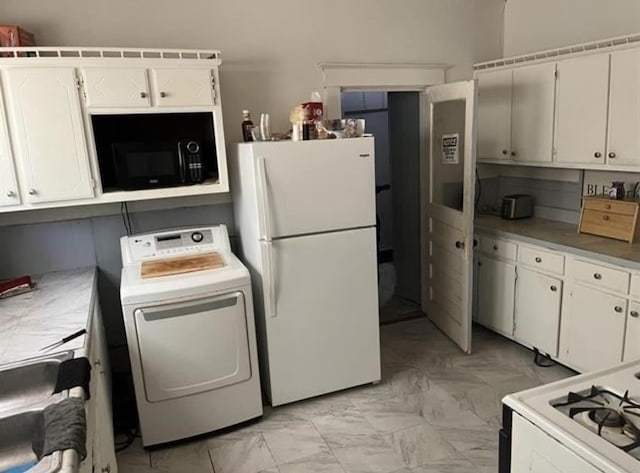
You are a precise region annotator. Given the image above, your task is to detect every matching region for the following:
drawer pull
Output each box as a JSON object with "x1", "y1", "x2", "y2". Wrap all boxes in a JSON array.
[
  {"x1": 455, "y1": 240, "x2": 465, "y2": 250},
  {"x1": 615, "y1": 306, "x2": 624, "y2": 314},
  {"x1": 535, "y1": 257, "x2": 542, "y2": 263},
  {"x1": 603, "y1": 215, "x2": 610, "y2": 221},
  {"x1": 502, "y1": 149, "x2": 508, "y2": 155},
  {"x1": 609, "y1": 152, "x2": 617, "y2": 159},
  {"x1": 594, "y1": 152, "x2": 602, "y2": 158},
  {"x1": 594, "y1": 273, "x2": 603, "y2": 280},
  {"x1": 140, "y1": 91, "x2": 148, "y2": 98},
  {"x1": 550, "y1": 285, "x2": 558, "y2": 292},
  {"x1": 605, "y1": 204, "x2": 612, "y2": 210},
  {"x1": 631, "y1": 311, "x2": 639, "y2": 318}
]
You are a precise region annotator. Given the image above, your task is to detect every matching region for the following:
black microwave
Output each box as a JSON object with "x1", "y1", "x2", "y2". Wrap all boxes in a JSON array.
[{"x1": 112, "y1": 140, "x2": 205, "y2": 190}]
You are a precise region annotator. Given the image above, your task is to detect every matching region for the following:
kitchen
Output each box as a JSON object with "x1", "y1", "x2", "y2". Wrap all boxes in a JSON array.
[{"x1": 1, "y1": 1, "x2": 640, "y2": 473}]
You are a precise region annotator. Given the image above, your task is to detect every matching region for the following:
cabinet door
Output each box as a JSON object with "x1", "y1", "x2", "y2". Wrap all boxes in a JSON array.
[
  {"x1": 477, "y1": 69, "x2": 512, "y2": 160},
  {"x1": 608, "y1": 49, "x2": 640, "y2": 166},
  {"x1": 511, "y1": 63, "x2": 556, "y2": 163},
  {"x1": 0, "y1": 82, "x2": 20, "y2": 207},
  {"x1": 477, "y1": 254, "x2": 516, "y2": 336},
  {"x1": 624, "y1": 301, "x2": 640, "y2": 362},
  {"x1": 6, "y1": 67, "x2": 94, "y2": 203},
  {"x1": 555, "y1": 55, "x2": 610, "y2": 164},
  {"x1": 82, "y1": 67, "x2": 150, "y2": 108},
  {"x1": 514, "y1": 267, "x2": 562, "y2": 356},
  {"x1": 564, "y1": 283, "x2": 625, "y2": 371},
  {"x1": 152, "y1": 68, "x2": 215, "y2": 107}
]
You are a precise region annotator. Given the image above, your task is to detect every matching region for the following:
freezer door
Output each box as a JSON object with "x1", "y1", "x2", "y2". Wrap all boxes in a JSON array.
[
  {"x1": 134, "y1": 292, "x2": 251, "y2": 402},
  {"x1": 263, "y1": 227, "x2": 381, "y2": 405},
  {"x1": 255, "y1": 138, "x2": 376, "y2": 239}
]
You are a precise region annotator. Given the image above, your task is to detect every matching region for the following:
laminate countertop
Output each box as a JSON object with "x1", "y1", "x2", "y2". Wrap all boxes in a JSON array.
[
  {"x1": 475, "y1": 215, "x2": 640, "y2": 271},
  {"x1": 0, "y1": 267, "x2": 96, "y2": 365}
]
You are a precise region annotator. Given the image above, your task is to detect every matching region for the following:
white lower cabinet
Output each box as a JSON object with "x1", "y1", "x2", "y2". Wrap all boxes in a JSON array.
[
  {"x1": 477, "y1": 254, "x2": 516, "y2": 336},
  {"x1": 562, "y1": 283, "x2": 626, "y2": 372},
  {"x1": 514, "y1": 267, "x2": 562, "y2": 356},
  {"x1": 624, "y1": 301, "x2": 640, "y2": 362}
]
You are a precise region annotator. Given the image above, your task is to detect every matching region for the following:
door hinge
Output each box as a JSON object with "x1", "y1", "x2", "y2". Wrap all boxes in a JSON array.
[
  {"x1": 76, "y1": 75, "x2": 87, "y2": 101},
  {"x1": 554, "y1": 69, "x2": 559, "y2": 80},
  {"x1": 211, "y1": 72, "x2": 217, "y2": 104},
  {"x1": 90, "y1": 178, "x2": 96, "y2": 189}
]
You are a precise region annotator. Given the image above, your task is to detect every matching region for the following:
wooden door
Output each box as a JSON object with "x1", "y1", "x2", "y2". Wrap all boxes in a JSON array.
[
  {"x1": 511, "y1": 63, "x2": 556, "y2": 163},
  {"x1": 82, "y1": 67, "x2": 151, "y2": 108},
  {"x1": 0, "y1": 81, "x2": 19, "y2": 207},
  {"x1": 563, "y1": 283, "x2": 625, "y2": 371},
  {"x1": 477, "y1": 254, "x2": 516, "y2": 336},
  {"x1": 477, "y1": 69, "x2": 512, "y2": 161},
  {"x1": 6, "y1": 67, "x2": 94, "y2": 203},
  {"x1": 608, "y1": 49, "x2": 640, "y2": 166},
  {"x1": 152, "y1": 68, "x2": 215, "y2": 107},
  {"x1": 424, "y1": 81, "x2": 478, "y2": 353},
  {"x1": 555, "y1": 55, "x2": 610, "y2": 164},
  {"x1": 624, "y1": 301, "x2": 640, "y2": 362},
  {"x1": 514, "y1": 267, "x2": 562, "y2": 356}
]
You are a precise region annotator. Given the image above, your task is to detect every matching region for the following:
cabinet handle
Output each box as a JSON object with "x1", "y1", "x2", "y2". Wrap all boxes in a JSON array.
[
  {"x1": 140, "y1": 91, "x2": 148, "y2": 98},
  {"x1": 6, "y1": 190, "x2": 15, "y2": 197},
  {"x1": 493, "y1": 245, "x2": 499, "y2": 251},
  {"x1": 455, "y1": 240, "x2": 465, "y2": 250},
  {"x1": 609, "y1": 152, "x2": 617, "y2": 159},
  {"x1": 101, "y1": 465, "x2": 111, "y2": 473},
  {"x1": 594, "y1": 273, "x2": 602, "y2": 280},
  {"x1": 631, "y1": 311, "x2": 639, "y2": 318},
  {"x1": 603, "y1": 215, "x2": 610, "y2": 221},
  {"x1": 160, "y1": 91, "x2": 168, "y2": 98},
  {"x1": 615, "y1": 306, "x2": 624, "y2": 313},
  {"x1": 550, "y1": 285, "x2": 558, "y2": 292},
  {"x1": 473, "y1": 239, "x2": 478, "y2": 248},
  {"x1": 478, "y1": 261, "x2": 483, "y2": 267},
  {"x1": 605, "y1": 204, "x2": 612, "y2": 210},
  {"x1": 28, "y1": 188, "x2": 37, "y2": 195},
  {"x1": 535, "y1": 257, "x2": 542, "y2": 263},
  {"x1": 511, "y1": 151, "x2": 517, "y2": 157},
  {"x1": 594, "y1": 152, "x2": 602, "y2": 158},
  {"x1": 502, "y1": 149, "x2": 508, "y2": 155}
]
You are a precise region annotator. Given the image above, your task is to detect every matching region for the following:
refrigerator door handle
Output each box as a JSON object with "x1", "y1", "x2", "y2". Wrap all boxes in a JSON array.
[
  {"x1": 261, "y1": 240, "x2": 277, "y2": 318},
  {"x1": 255, "y1": 155, "x2": 272, "y2": 241}
]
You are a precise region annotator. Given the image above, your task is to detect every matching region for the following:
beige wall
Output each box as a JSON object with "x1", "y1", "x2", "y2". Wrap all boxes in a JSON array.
[
  {"x1": 504, "y1": 0, "x2": 640, "y2": 57},
  {"x1": 1, "y1": 0, "x2": 505, "y2": 139}
]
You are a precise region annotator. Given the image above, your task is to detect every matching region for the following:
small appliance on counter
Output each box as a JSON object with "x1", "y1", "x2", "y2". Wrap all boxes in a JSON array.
[{"x1": 501, "y1": 194, "x2": 534, "y2": 220}]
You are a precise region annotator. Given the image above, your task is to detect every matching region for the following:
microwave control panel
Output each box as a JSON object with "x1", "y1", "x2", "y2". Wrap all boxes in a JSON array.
[{"x1": 123, "y1": 226, "x2": 231, "y2": 263}]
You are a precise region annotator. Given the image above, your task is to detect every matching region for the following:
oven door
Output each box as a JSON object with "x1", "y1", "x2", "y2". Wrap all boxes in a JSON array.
[
  {"x1": 133, "y1": 291, "x2": 252, "y2": 402},
  {"x1": 112, "y1": 141, "x2": 183, "y2": 190}
]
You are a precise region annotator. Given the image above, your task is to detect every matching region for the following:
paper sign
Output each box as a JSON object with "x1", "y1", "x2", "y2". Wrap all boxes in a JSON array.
[
  {"x1": 583, "y1": 170, "x2": 640, "y2": 199},
  {"x1": 442, "y1": 133, "x2": 459, "y2": 165}
]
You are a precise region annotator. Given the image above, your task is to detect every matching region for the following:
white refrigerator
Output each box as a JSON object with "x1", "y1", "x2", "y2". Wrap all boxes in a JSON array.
[{"x1": 231, "y1": 137, "x2": 381, "y2": 406}]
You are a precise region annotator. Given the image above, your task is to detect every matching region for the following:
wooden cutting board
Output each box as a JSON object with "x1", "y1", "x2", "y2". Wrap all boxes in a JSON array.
[{"x1": 141, "y1": 252, "x2": 225, "y2": 279}]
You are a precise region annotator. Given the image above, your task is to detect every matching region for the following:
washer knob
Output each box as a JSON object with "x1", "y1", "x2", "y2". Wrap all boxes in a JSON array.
[
  {"x1": 186, "y1": 141, "x2": 200, "y2": 154},
  {"x1": 191, "y1": 231, "x2": 204, "y2": 243}
]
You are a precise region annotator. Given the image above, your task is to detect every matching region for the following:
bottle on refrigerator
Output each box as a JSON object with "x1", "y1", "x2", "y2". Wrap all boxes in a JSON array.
[{"x1": 241, "y1": 110, "x2": 254, "y2": 142}]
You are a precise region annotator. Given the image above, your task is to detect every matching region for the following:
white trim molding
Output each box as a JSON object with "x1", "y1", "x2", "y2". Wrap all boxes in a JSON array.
[{"x1": 318, "y1": 62, "x2": 450, "y2": 118}]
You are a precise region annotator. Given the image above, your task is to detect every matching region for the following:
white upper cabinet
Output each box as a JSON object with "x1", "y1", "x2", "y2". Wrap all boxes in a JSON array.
[
  {"x1": 607, "y1": 49, "x2": 640, "y2": 167},
  {"x1": 511, "y1": 63, "x2": 556, "y2": 163},
  {"x1": 152, "y1": 68, "x2": 215, "y2": 107},
  {"x1": 555, "y1": 54, "x2": 610, "y2": 165},
  {"x1": 477, "y1": 69, "x2": 512, "y2": 160},
  {"x1": 5, "y1": 67, "x2": 94, "y2": 203},
  {"x1": 82, "y1": 67, "x2": 151, "y2": 108},
  {"x1": 0, "y1": 82, "x2": 20, "y2": 207}
]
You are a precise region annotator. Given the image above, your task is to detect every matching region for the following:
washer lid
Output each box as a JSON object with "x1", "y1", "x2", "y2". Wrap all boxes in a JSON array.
[{"x1": 120, "y1": 250, "x2": 250, "y2": 306}]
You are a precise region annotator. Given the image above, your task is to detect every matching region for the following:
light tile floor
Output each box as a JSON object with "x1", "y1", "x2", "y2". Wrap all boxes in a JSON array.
[{"x1": 117, "y1": 319, "x2": 576, "y2": 473}]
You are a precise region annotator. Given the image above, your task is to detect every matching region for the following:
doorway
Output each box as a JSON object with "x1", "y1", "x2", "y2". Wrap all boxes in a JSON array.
[{"x1": 341, "y1": 91, "x2": 423, "y2": 324}]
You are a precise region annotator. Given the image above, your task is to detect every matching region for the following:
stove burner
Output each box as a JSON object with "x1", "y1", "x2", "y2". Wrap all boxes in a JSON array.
[{"x1": 589, "y1": 408, "x2": 626, "y2": 428}]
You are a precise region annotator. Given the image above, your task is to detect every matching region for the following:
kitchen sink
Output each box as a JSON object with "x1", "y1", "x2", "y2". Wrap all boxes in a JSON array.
[
  {"x1": 0, "y1": 352, "x2": 71, "y2": 414},
  {"x1": 0, "y1": 409, "x2": 44, "y2": 472}
]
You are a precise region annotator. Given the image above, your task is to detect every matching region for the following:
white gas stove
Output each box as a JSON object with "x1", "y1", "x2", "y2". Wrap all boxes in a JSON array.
[{"x1": 501, "y1": 360, "x2": 640, "y2": 473}]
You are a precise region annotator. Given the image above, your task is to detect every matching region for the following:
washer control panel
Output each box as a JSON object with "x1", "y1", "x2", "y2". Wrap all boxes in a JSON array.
[{"x1": 122, "y1": 226, "x2": 231, "y2": 263}]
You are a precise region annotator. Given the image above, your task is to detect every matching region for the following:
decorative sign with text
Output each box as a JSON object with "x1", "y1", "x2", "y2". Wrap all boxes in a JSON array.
[
  {"x1": 583, "y1": 171, "x2": 640, "y2": 199},
  {"x1": 441, "y1": 133, "x2": 459, "y2": 165}
]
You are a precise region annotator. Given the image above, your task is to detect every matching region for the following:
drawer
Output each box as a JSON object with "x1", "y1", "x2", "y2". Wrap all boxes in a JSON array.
[
  {"x1": 518, "y1": 245, "x2": 565, "y2": 275},
  {"x1": 580, "y1": 209, "x2": 636, "y2": 242},
  {"x1": 570, "y1": 259, "x2": 630, "y2": 293},
  {"x1": 479, "y1": 236, "x2": 517, "y2": 261},
  {"x1": 583, "y1": 198, "x2": 637, "y2": 216},
  {"x1": 631, "y1": 274, "x2": 640, "y2": 299}
]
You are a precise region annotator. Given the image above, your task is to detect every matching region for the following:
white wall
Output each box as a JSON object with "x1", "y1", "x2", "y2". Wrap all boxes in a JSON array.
[
  {"x1": 504, "y1": 0, "x2": 640, "y2": 56},
  {"x1": 0, "y1": 0, "x2": 505, "y2": 137}
]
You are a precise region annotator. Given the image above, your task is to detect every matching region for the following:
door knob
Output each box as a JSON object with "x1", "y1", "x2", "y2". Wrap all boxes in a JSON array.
[
  {"x1": 631, "y1": 311, "x2": 639, "y2": 318},
  {"x1": 615, "y1": 306, "x2": 624, "y2": 314},
  {"x1": 140, "y1": 91, "x2": 148, "y2": 98},
  {"x1": 511, "y1": 151, "x2": 517, "y2": 157},
  {"x1": 594, "y1": 273, "x2": 602, "y2": 280},
  {"x1": 609, "y1": 152, "x2": 616, "y2": 159},
  {"x1": 550, "y1": 286, "x2": 558, "y2": 292},
  {"x1": 594, "y1": 152, "x2": 602, "y2": 158},
  {"x1": 535, "y1": 257, "x2": 542, "y2": 263},
  {"x1": 502, "y1": 150, "x2": 508, "y2": 155},
  {"x1": 6, "y1": 190, "x2": 15, "y2": 197},
  {"x1": 160, "y1": 91, "x2": 168, "y2": 98},
  {"x1": 455, "y1": 241, "x2": 465, "y2": 250},
  {"x1": 28, "y1": 188, "x2": 37, "y2": 195}
]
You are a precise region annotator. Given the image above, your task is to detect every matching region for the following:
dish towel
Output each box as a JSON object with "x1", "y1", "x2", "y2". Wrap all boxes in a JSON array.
[
  {"x1": 38, "y1": 397, "x2": 87, "y2": 460},
  {"x1": 53, "y1": 358, "x2": 92, "y2": 400}
]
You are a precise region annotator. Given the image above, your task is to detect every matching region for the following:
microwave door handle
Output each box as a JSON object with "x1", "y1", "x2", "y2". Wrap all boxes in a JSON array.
[
  {"x1": 177, "y1": 142, "x2": 186, "y2": 183},
  {"x1": 255, "y1": 155, "x2": 272, "y2": 240}
]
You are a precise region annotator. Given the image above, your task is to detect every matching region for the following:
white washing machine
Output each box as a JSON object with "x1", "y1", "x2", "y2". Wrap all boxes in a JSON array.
[{"x1": 120, "y1": 225, "x2": 262, "y2": 446}]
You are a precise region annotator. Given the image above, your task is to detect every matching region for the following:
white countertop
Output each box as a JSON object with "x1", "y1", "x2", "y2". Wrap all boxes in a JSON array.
[{"x1": 0, "y1": 267, "x2": 97, "y2": 365}]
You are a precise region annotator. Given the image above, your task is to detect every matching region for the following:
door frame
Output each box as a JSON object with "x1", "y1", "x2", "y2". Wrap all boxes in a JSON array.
[{"x1": 319, "y1": 62, "x2": 450, "y2": 310}]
